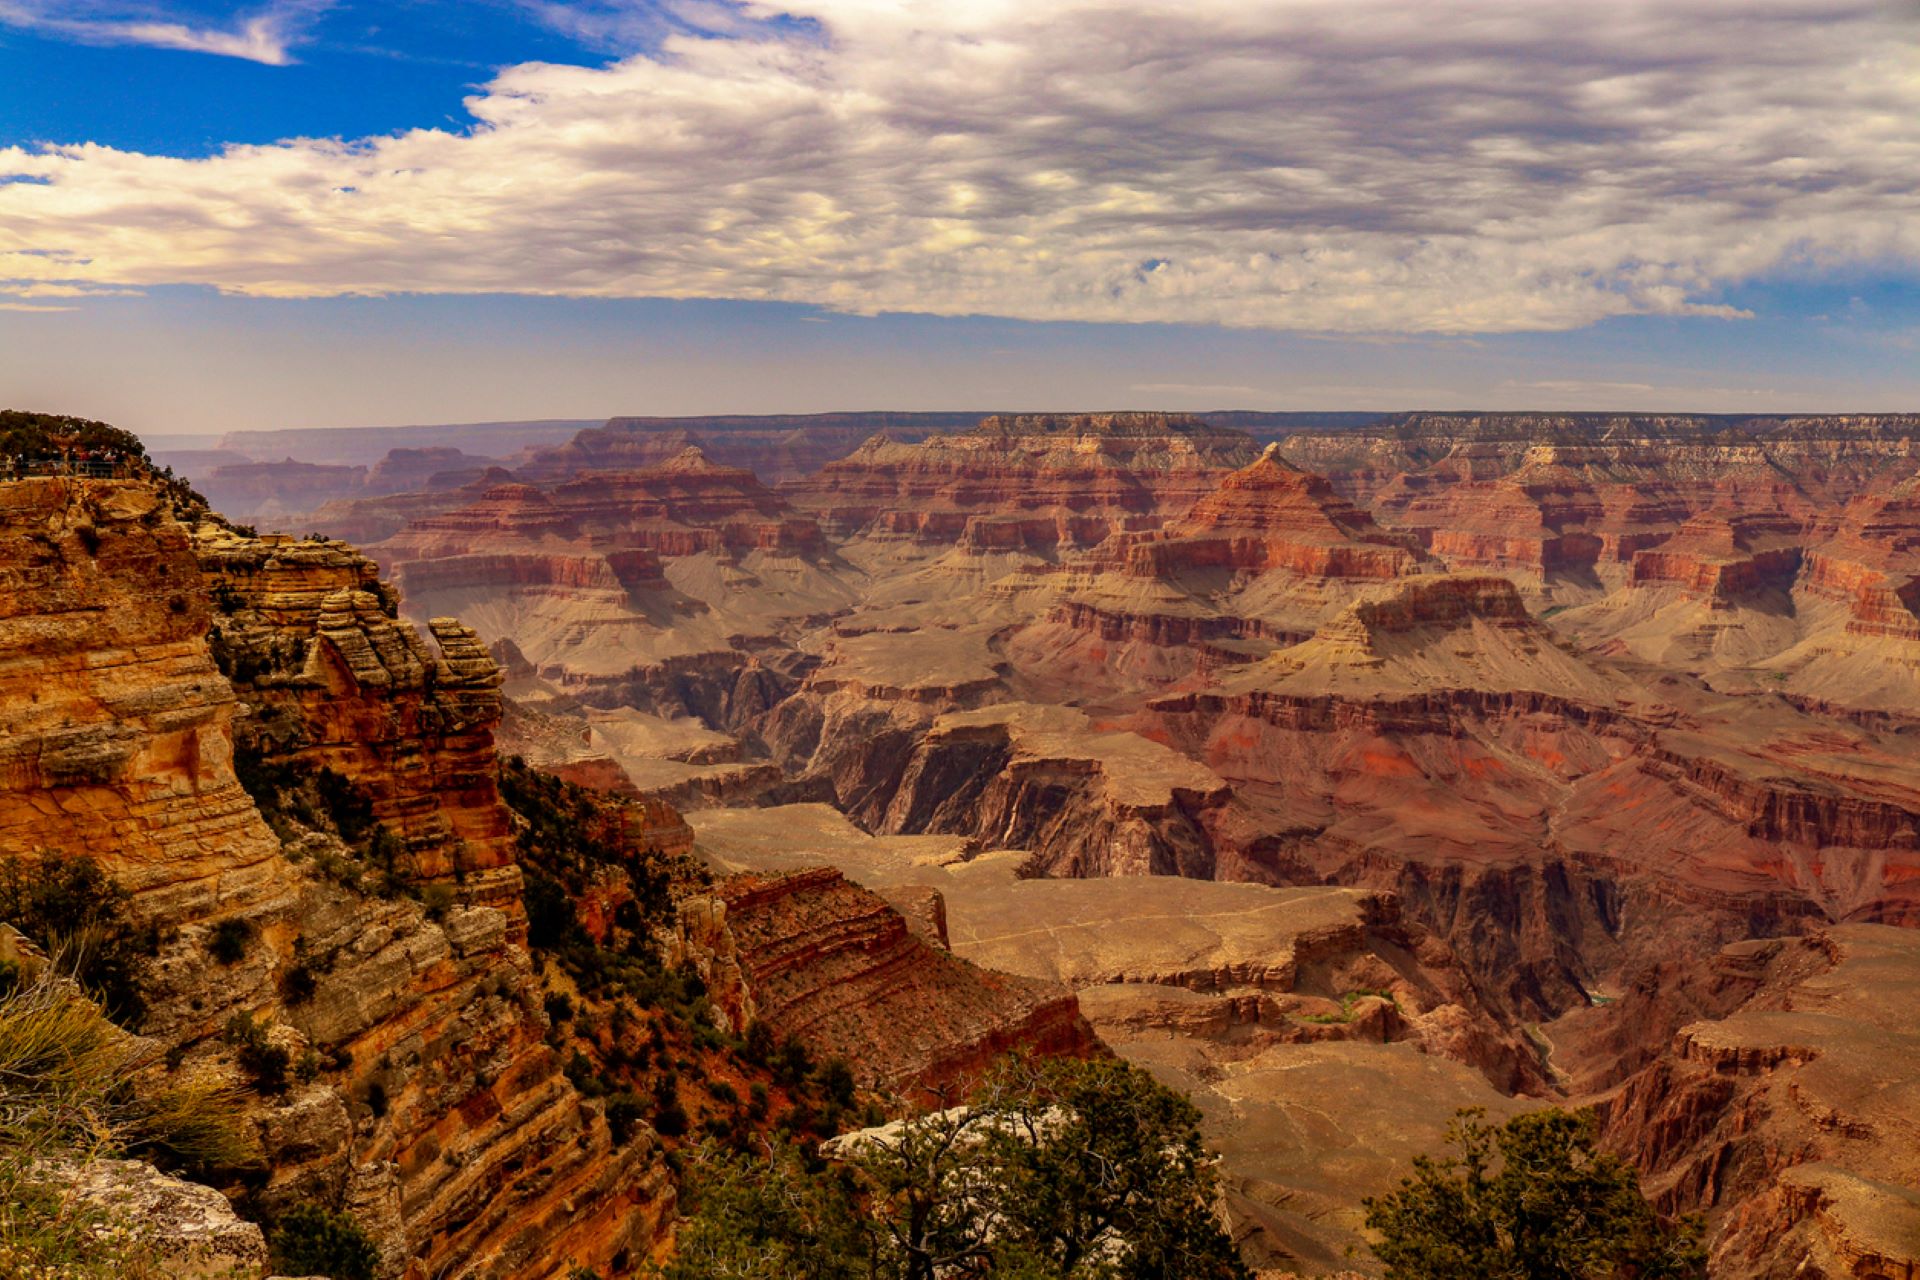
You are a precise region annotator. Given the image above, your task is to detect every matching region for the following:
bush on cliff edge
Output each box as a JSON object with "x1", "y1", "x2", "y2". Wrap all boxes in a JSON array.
[
  {"x1": 0, "y1": 853, "x2": 158, "y2": 1027},
  {"x1": 1365, "y1": 1107, "x2": 1706, "y2": 1280},
  {"x1": 665, "y1": 1053, "x2": 1251, "y2": 1280}
]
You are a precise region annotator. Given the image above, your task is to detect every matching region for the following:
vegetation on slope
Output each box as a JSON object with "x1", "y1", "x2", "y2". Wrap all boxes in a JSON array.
[
  {"x1": 0, "y1": 962, "x2": 256, "y2": 1276},
  {"x1": 0, "y1": 854, "x2": 159, "y2": 1027},
  {"x1": 667, "y1": 1052, "x2": 1250, "y2": 1280},
  {"x1": 1366, "y1": 1108, "x2": 1706, "y2": 1279},
  {"x1": 499, "y1": 757, "x2": 875, "y2": 1167}
]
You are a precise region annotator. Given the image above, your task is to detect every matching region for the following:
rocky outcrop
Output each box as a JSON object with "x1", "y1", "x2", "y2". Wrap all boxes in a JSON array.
[
  {"x1": 56, "y1": 1157, "x2": 271, "y2": 1278},
  {"x1": 1597, "y1": 926, "x2": 1920, "y2": 1278},
  {"x1": 0, "y1": 479, "x2": 291, "y2": 924},
  {"x1": 1626, "y1": 510, "x2": 1805, "y2": 604},
  {"x1": 1800, "y1": 478, "x2": 1920, "y2": 641},
  {"x1": 878, "y1": 704, "x2": 1230, "y2": 878},
  {"x1": 1117, "y1": 446, "x2": 1423, "y2": 580},
  {"x1": 716, "y1": 867, "x2": 1099, "y2": 1098},
  {"x1": 2, "y1": 479, "x2": 677, "y2": 1278},
  {"x1": 197, "y1": 529, "x2": 524, "y2": 914},
  {"x1": 779, "y1": 412, "x2": 1255, "y2": 548}
]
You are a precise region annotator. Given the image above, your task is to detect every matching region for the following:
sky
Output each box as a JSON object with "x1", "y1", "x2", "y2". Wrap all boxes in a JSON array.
[{"x1": 2, "y1": 1, "x2": 1917, "y2": 437}]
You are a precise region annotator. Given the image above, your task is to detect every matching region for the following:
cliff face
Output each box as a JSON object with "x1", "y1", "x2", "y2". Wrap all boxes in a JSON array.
[
  {"x1": 1597, "y1": 926, "x2": 1920, "y2": 1278},
  {"x1": 716, "y1": 867, "x2": 1098, "y2": 1100},
  {"x1": 777, "y1": 412, "x2": 1256, "y2": 549},
  {"x1": 1, "y1": 481, "x2": 675, "y2": 1278},
  {"x1": 0, "y1": 479, "x2": 290, "y2": 926}
]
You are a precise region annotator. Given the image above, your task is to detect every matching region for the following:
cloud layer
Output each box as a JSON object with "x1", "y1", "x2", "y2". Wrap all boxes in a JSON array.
[
  {"x1": 0, "y1": 1, "x2": 325, "y2": 63},
  {"x1": 3, "y1": 0, "x2": 1917, "y2": 332}
]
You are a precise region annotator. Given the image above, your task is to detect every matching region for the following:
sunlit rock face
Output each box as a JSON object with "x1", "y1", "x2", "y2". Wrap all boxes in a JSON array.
[{"x1": 0, "y1": 479, "x2": 673, "y2": 1277}]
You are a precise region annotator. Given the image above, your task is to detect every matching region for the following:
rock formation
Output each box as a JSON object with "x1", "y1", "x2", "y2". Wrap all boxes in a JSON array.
[
  {"x1": 1598, "y1": 926, "x2": 1920, "y2": 1278},
  {"x1": 0, "y1": 479, "x2": 674, "y2": 1277},
  {"x1": 717, "y1": 867, "x2": 1097, "y2": 1099}
]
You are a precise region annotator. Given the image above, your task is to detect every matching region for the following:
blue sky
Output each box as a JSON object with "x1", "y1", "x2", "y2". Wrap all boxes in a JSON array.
[
  {"x1": 2, "y1": 1, "x2": 1916, "y2": 435},
  {"x1": 1, "y1": 3, "x2": 611, "y2": 154}
]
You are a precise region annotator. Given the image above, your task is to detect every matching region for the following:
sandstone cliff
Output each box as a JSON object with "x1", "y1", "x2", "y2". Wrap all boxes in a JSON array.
[{"x1": 1, "y1": 477, "x2": 675, "y2": 1277}]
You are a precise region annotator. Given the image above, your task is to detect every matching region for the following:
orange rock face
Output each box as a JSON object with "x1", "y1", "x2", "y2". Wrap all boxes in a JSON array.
[
  {"x1": 197, "y1": 529, "x2": 525, "y2": 915},
  {"x1": 716, "y1": 867, "x2": 1099, "y2": 1099},
  {"x1": 0, "y1": 479, "x2": 288, "y2": 922},
  {"x1": 0, "y1": 479, "x2": 677, "y2": 1278}
]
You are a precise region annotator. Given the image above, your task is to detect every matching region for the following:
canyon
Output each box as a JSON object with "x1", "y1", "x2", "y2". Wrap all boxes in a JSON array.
[
  {"x1": 283, "y1": 408, "x2": 1920, "y2": 1278},
  {"x1": 6, "y1": 406, "x2": 1919, "y2": 1277}
]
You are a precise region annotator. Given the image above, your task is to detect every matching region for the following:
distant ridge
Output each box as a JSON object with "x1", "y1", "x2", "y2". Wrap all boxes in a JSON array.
[{"x1": 216, "y1": 419, "x2": 599, "y2": 466}]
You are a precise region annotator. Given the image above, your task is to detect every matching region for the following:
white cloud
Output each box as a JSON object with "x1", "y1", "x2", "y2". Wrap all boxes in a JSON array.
[
  {"x1": 1, "y1": 0, "x2": 1916, "y2": 332},
  {"x1": 0, "y1": 281, "x2": 145, "y2": 299},
  {"x1": 0, "y1": 2, "x2": 326, "y2": 65}
]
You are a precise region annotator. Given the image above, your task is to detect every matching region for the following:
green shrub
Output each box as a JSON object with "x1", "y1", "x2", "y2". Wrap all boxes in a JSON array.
[
  {"x1": 282, "y1": 960, "x2": 319, "y2": 1004},
  {"x1": 1366, "y1": 1108, "x2": 1706, "y2": 1279},
  {"x1": 666, "y1": 1053, "x2": 1250, "y2": 1280},
  {"x1": 815, "y1": 1058, "x2": 856, "y2": 1108},
  {"x1": 223, "y1": 1012, "x2": 291, "y2": 1096},
  {"x1": 207, "y1": 917, "x2": 255, "y2": 965},
  {"x1": 653, "y1": 1077, "x2": 689, "y2": 1138},
  {"x1": 606, "y1": 1091, "x2": 645, "y2": 1146},
  {"x1": 268, "y1": 1202, "x2": 379, "y2": 1280},
  {"x1": 0, "y1": 853, "x2": 157, "y2": 1026}
]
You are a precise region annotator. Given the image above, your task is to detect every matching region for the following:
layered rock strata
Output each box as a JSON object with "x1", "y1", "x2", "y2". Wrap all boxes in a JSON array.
[
  {"x1": 197, "y1": 529, "x2": 524, "y2": 914},
  {"x1": 716, "y1": 867, "x2": 1098, "y2": 1099},
  {"x1": 1598, "y1": 926, "x2": 1920, "y2": 1278},
  {"x1": 779, "y1": 412, "x2": 1256, "y2": 549},
  {"x1": 1, "y1": 479, "x2": 677, "y2": 1278}
]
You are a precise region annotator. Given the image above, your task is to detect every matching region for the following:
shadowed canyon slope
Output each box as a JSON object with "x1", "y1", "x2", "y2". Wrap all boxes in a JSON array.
[{"x1": 282, "y1": 408, "x2": 1920, "y2": 1277}]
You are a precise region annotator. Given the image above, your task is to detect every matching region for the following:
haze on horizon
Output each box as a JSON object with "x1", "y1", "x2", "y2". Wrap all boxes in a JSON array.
[{"x1": 2, "y1": 0, "x2": 1918, "y2": 437}]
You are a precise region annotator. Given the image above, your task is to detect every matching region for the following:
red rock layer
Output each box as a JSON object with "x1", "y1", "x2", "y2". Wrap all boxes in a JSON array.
[
  {"x1": 717, "y1": 867, "x2": 1100, "y2": 1098},
  {"x1": 375, "y1": 451, "x2": 826, "y2": 581},
  {"x1": 779, "y1": 412, "x2": 1255, "y2": 548},
  {"x1": 1801, "y1": 478, "x2": 1920, "y2": 640},
  {"x1": 1109, "y1": 447, "x2": 1423, "y2": 580},
  {"x1": 547, "y1": 448, "x2": 825, "y2": 556}
]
